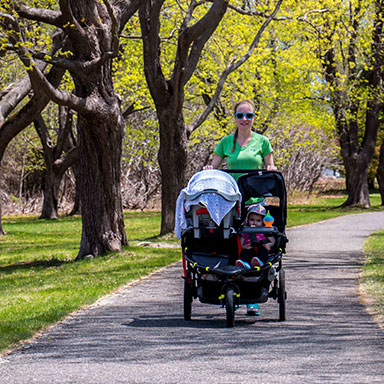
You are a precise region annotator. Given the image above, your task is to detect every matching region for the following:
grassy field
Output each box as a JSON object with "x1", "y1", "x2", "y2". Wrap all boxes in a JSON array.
[
  {"x1": 0, "y1": 193, "x2": 383, "y2": 353},
  {"x1": 363, "y1": 229, "x2": 384, "y2": 325}
]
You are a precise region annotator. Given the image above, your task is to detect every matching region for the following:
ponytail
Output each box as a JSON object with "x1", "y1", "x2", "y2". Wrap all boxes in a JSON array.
[{"x1": 231, "y1": 129, "x2": 238, "y2": 153}]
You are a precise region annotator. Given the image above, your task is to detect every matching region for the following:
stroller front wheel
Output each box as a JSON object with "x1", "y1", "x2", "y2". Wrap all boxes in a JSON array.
[
  {"x1": 225, "y1": 286, "x2": 235, "y2": 327},
  {"x1": 278, "y1": 268, "x2": 286, "y2": 321},
  {"x1": 184, "y1": 271, "x2": 193, "y2": 320}
]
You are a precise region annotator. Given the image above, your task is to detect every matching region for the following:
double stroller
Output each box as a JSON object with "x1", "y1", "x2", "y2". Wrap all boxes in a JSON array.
[{"x1": 176, "y1": 169, "x2": 288, "y2": 327}]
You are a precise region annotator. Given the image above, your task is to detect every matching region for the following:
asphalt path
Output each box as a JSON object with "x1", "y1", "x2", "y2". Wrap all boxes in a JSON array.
[{"x1": 1, "y1": 211, "x2": 384, "y2": 383}]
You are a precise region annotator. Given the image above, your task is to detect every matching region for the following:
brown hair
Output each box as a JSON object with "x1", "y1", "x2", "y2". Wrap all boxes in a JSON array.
[{"x1": 231, "y1": 100, "x2": 255, "y2": 153}]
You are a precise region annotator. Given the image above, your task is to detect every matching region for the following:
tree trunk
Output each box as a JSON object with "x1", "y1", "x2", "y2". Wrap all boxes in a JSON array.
[
  {"x1": 157, "y1": 110, "x2": 187, "y2": 235},
  {"x1": 342, "y1": 156, "x2": 371, "y2": 208},
  {"x1": 139, "y1": 0, "x2": 232, "y2": 235},
  {"x1": 34, "y1": 115, "x2": 59, "y2": 219},
  {"x1": 338, "y1": 120, "x2": 377, "y2": 209},
  {"x1": 40, "y1": 171, "x2": 60, "y2": 219},
  {"x1": 0, "y1": 199, "x2": 4, "y2": 236},
  {"x1": 69, "y1": 162, "x2": 81, "y2": 215},
  {"x1": 76, "y1": 103, "x2": 127, "y2": 259},
  {"x1": 377, "y1": 138, "x2": 384, "y2": 205}
]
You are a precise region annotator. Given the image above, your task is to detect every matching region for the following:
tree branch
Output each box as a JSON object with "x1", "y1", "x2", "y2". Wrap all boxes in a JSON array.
[
  {"x1": 173, "y1": 0, "x2": 229, "y2": 105},
  {"x1": 16, "y1": 4, "x2": 63, "y2": 27},
  {"x1": 187, "y1": 0, "x2": 283, "y2": 134},
  {"x1": 102, "y1": 0, "x2": 120, "y2": 58},
  {"x1": 58, "y1": 0, "x2": 86, "y2": 39},
  {"x1": 0, "y1": 64, "x2": 65, "y2": 163},
  {"x1": 0, "y1": 13, "x2": 89, "y2": 114},
  {"x1": 53, "y1": 146, "x2": 78, "y2": 177},
  {"x1": 139, "y1": 0, "x2": 169, "y2": 104}
]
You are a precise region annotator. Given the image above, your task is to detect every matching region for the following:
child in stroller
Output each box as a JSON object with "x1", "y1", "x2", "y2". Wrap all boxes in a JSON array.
[{"x1": 236, "y1": 203, "x2": 276, "y2": 269}]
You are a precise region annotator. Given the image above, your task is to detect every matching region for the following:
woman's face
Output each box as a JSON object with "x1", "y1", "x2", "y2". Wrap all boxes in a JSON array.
[{"x1": 235, "y1": 103, "x2": 255, "y2": 131}]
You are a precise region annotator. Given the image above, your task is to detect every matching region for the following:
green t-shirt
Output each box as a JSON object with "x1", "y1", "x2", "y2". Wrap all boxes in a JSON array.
[{"x1": 214, "y1": 132, "x2": 273, "y2": 181}]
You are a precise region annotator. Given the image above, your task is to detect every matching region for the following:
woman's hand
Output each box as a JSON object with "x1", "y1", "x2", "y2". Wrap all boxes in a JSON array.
[
  {"x1": 203, "y1": 154, "x2": 223, "y2": 170},
  {"x1": 264, "y1": 153, "x2": 277, "y2": 171}
]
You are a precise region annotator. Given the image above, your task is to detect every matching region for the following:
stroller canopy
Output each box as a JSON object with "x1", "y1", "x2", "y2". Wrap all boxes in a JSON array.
[
  {"x1": 175, "y1": 170, "x2": 241, "y2": 239},
  {"x1": 237, "y1": 170, "x2": 287, "y2": 227}
]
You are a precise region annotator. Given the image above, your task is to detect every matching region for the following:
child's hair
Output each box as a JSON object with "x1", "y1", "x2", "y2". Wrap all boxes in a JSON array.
[
  {"x1": 245, "y1": 203, "x2": 266, "y2": 224},
  {"x1": 231, "y1": 99, "x2": 255, "y2": 153}
]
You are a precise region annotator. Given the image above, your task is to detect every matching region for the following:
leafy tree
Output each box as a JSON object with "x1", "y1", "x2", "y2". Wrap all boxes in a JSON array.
[
  {"x1": 33, "y1": 105, "x2": 78, "y2": 218},
  {"x1": 308, "y1": 0, "x2": 384, "y2": 207},
  {"x1": 139, "y1": 0, "x2": 282, "y2": 235},
  {"x1": 0, "y1": 26, "x2": 65, "y2": 234},
  {"x1": 0, "y1": 0, "x2": 144, "y2": 257},
  {"x1": 377, "y1": 129, "x2": 384, "y2": 204}
]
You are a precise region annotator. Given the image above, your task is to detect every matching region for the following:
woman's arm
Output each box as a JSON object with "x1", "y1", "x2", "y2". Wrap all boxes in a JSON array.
[
  {"x1": 264, "y1": 152, "x2": 277, "y2": 171},
  {"x1": 203, "y1": 154, "x2": 223, "y2": 170}
]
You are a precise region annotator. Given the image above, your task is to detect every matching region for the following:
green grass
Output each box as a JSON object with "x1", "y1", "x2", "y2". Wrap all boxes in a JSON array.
[
  {"x1": 363, "y1": 230, "x2": 384, "y2": 325},
  {"x1": 0, "y1": 193, "x2": 383, "y2": 354},
  {"x1": 287, "y1": 193, "x2": 383, "y2": 227}
]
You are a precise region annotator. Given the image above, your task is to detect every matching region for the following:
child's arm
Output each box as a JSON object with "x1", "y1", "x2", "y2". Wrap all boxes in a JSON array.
[
  {"x1": 263, "y1": 236, "x2": 276, "y2": 251},
  {"x1": 241, "y1": 235, "x2": 252, "y2": 250}
]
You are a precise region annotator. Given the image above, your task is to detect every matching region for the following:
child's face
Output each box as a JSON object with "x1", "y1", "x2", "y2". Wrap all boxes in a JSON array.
[{"x1": 248, "y1": 213, "x2": 264, "y2": 227}]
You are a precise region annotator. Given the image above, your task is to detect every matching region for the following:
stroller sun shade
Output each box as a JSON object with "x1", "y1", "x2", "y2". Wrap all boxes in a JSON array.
[
  {"x1": 175, "y1": 170, "x2": 242, "y2": 239},
  {"x1": 237, "y1": 171, "x2": 287, "y2": 227}
]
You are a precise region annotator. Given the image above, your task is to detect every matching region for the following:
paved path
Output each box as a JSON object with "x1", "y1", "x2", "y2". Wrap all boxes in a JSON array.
[{"x1": 1, "y1": 212, "x2": 384, "y2": 383}]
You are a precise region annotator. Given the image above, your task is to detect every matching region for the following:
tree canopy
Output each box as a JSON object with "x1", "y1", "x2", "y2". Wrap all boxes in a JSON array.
[{"x1": 0, "y1": 0, "x2": 383, "y2": 248}]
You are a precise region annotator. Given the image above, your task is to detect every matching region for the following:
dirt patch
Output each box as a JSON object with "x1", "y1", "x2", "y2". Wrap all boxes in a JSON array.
[{"x1": 136, "y1": 241, "x2": 180, "y2": 249}]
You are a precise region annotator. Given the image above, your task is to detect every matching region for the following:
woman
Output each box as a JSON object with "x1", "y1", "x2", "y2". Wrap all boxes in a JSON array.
[
  {"x1": 204, "y1": 99, "x2": 277, "y2": 316},
  {"x1": 204, "y1": 99, "x2": 277, "y2": 177}
]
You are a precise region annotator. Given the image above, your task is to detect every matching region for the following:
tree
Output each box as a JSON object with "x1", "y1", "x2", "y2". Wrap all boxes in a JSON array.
[
  {"x1": 0, "y1": 0, "x2": 144, "y2": 257},
  {"x1": 33, "y1": 105, "x2": 78, "y2": 219},
  {"x1": 312, "y1": 0, "x2": 384, "y2": 207},
  {"x1": 377, "y1": 132, "x2": 384, "y2": 205},
  {"x1": 0, "y1": 34, "x2": 65, "y2": 234},
  {"x1": 139, "y1": 0, "x2": 282, "y2": 235}
]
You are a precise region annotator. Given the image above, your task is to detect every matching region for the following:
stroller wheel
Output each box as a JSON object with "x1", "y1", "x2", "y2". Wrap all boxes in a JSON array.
[
  {"x1": 184, "y1": 272, "x2": 193, "y2": 320},
  {"x1": 278, "y1": 268, "x2": 286, "y2": 321},
  {"x1": 225, "y1": 286, "x2": 235, "y2": 327}
]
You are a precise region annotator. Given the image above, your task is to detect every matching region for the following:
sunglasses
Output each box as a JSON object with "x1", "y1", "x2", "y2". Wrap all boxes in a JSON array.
[{"x1": 235, "y1": 112, "x2": 255, "y2": 119}]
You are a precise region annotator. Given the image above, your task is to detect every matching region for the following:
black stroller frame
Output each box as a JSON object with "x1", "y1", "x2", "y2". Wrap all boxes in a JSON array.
[{"x1": 181, "y1": 169, "x2": 288, "y2": 327}]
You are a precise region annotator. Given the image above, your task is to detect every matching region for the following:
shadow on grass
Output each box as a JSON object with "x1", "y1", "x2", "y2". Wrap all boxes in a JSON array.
[{"x1": 0, "y1": 258, "x2": 74, "y2": 272}]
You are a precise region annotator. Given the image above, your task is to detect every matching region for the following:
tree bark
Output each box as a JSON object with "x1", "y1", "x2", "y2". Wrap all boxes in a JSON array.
[
  {"x1": 377, "y1": 137, "x2": 384, "y2": 205},
  {"x1": 76, "y1": 105, "x2": 127, "y2": 257},
  {"x1": 69, "y1": 161, "x2": 81, "y2": 215},
  {"x1": 157, "y1": 109, "x2": 188, "y2": 235},
  {"x1": 0, "y1": 198, "x2": 4, "y2": 236}
]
